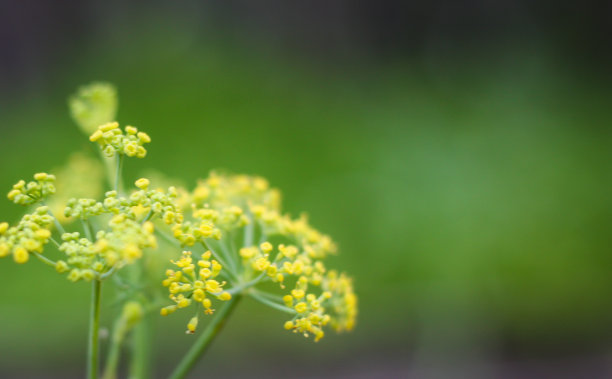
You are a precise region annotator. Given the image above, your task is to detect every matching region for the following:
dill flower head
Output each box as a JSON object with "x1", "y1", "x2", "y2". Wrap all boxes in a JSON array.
[
  {"x1": 89, "y1": 122, "x2": 150, "y2": 158},
  {"x1": 0, "y1": 206, "x2": 54, "y2": 263},
  {"x1": 7, "y1": 173, "x2": 56, "y2": 206},
  {"x1": 160, "y1": 172, "x2": 357, "y2": 340},
  {"x1": 0, "y1": 171, "x2": 166, "y2": 280}
]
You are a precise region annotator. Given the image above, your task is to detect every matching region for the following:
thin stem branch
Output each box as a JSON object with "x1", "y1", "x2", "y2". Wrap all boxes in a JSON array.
[
  {"x1": 46, "y1": 208, "x2": 66, "y2": 236},
  {"x1": 251, "y1": 289, "x2": 284, "y2": 302},
  {"x1": 155, "y1": 229, "x2": 181, "y2": 248},
  {"x1": 249, "y1": 292, "x2": 296, "y2": 314},
  {"x1": 114, "y1": 154, "x2": 124, "y2": 194},
  {"x1": 82, "y1": 219, "x2": 94, "y2": 241},
  {"x1": 201, "y1": 241, "x2": 239, "y2": 282},
  {"x1": 226, "y1": 272, "x2": 266, "y2": 295},
  {"x1": 87, "y1": 280, "x2": 102, "y2": 379},
  {"x1": 32, "y1": 251, "x2": 57, "y2": 267},
  {"x1": 244, "y1": 217, "x2": 254, "y2": 247},
  {"x1": 141, "y1": 209, "x2": 154, "y2": 224},
  {"x1": 168, "y1": 295, "x2": 242, "y2": 379},
  {"x1": 100, "y1": 266, "x2": 117, "y2": 280},
  {"x1": 49, "y1": 236, "x2": 61, "y2": 249}
]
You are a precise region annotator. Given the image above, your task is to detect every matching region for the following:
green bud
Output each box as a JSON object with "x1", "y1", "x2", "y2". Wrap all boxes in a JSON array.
[{"x1": 69, "y1": 82, "x2": 118, "y2": 135}]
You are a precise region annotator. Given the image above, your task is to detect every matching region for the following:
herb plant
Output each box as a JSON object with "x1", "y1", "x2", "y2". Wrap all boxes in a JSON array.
[{"x1": 0, "y1": 83, "x2": 357, "y2": 378}]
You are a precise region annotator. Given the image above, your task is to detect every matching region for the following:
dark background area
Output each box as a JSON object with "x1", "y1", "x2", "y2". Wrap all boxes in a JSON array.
[
  {"x1": 1, "y1": 1, "x2": 612, "y2": 378},
  {"x1": 1, "y1": 1, "x2": 611, "y2": 97}
]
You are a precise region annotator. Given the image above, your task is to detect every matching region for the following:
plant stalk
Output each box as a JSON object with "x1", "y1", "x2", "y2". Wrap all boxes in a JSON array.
[
  {"x1": 102, "y1": 314, "x2": 127, "y2": 379},
  {"x1": 87, "y1": 280, "x2": 102, "y2": 379},
  {"x1": 128, "y1": 315, "x2": 152, "y2": 379},
  {"x1": 168, "y1": 295, "x2": 242, "y2": 379}
]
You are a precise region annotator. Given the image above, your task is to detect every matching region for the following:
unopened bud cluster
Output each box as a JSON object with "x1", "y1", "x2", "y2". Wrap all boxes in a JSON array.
[
  {"x1": 0, "y1": 206, "x2": 53, "y2": 263},
  {"x1": 89, "y1": 122, "x2": 150, "y2": 158},
  {"x1": 7, "y1": 173, "x2": 56, "y2": 206}
]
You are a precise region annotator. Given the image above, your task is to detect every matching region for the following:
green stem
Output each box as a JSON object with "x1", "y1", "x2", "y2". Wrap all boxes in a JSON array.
[
  {"x1": 226, "y1": 272, "x2": 266, "y2": 295},
  {"x1": 115, "y1": 154, "x2": 124, "y2": 194},
  {"x1": 168, "y1": 295, "x2": 242, "y2": 379},
  {"x1": 249, "y1": 292, "x2": 295, "y2": 314},
  {"x1": 155, "y1": 229, "x2": 180, "y2": 247},
  {"x1": 200, "y1": 241, "x2": 239, "y2": 283},
  {"x1": 82, "y1": 219, "x2": 94, "y2": 241},
  {"x1": 244, "y1": 216, "x2": 254, "y2": 247},
  {"x1": 32, "y1": 251, "x2": 57, "y2": 267},
  {"x1": 126, "y1": 258, "x2": 152, "y2": 379},
  {"x1": 128, "y1": 316, "x2": 151, "y2": 379},
  {"x1": 49, "y1": 237, "x2": 61, "y2": 249},
  {"x1": 102, "y1": 317, "x2": 125, "y2": 379},
  {"x1": 46, "y1": 208, "x2": 66, "y2": 236},
  {"x1": 87, "y1": 280, "x2": 102, "y2": 379}
]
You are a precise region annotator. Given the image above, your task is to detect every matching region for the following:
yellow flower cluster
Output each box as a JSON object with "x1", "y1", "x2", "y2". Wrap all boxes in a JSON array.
[
  {"x1": 161, "y1": 251, "x2": 232, "y2": 333},
  {"x1": 89, "y1": 122, "x2": 150, "y2": 158},
  {"x1": 93, "y1": 215, "x2": 157, "y2": 267},
  {"x1": 190, "y1": 172, "x2": 280, "y2": 212},
  {"x1": 55, "y1": 216, "x2": 156, "y2": 281},
  {"x1": 170, "y1": 220, "x2": 222, "y2": 247},
  {"x1": 161, "y1": 172, "x2": 357, "y2": 341},
  {"x1": 100, "y1": 180, "x2": 183, "y2": 225},
  {"x1": 64, "y1": 198, "x2": 105, "y2": 220},
  {"x1": 322, "y1": 271, "x2": 357, "y2": 332},
  {"x1": 7, "y1": 173, "x2": 56, "y2": 206},
  {"x1": 242, "y1": 241, "x2": 356, "y2": 340},
  {"x1": 189, "y1": 173, "x2": 336, "y2": 258},
  {"x1": 0, "y1": 206, "x2": 54, "y2": 263}
]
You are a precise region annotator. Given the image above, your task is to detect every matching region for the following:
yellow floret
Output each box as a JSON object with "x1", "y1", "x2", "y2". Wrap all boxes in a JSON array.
[
  {"x1": 137, "y1": 132, "x2": 151, "y2": 143},
  {"x1": 187, "y1": 316, "x2": 198, "y2": 334},
  {"x1": 260, "y1": 241, "x2": 273, "y2": 253},
  {"x1": 13, "y1": 246, "x2": 29, "y2": 263},
  {"x1": 135, "y1": 178, "x2": 150, "y2": 190},
  {"x1": 291, "y1": 289, "x2": 305, "y2": 299},
  {"x1": 218, "y1": 292, "x2": 232, "y2": 301},
  {"x1": 0, "y1": 242, "x2": 10, "y2": 257},
  {"x1": 89, "y1": 130, "x2": 103, "y2": 142},
  {"x1": 100, "y1": 122, "x2": 119, "y2": 132},
  {"x1": 294, "y1": 302, "x2": 307, "y2": 313}
]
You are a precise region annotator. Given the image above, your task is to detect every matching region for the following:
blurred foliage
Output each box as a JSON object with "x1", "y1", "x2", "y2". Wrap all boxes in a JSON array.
[{"x1": 0, "y1": 15, "x2": 611, "y2": 376}]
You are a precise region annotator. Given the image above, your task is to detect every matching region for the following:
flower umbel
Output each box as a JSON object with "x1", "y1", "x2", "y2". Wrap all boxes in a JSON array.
[
  {"x1": 89, "y1": 122, "x2": 150, "y2": 158},
  {"x1": 0, "y1": 206, "x2": 53, "y2": 263},
  {"x1": 159, "y1": 171, "x2": 357, "y2": 341},
  {"x1": 7, "y1": 173, "x2": 56, "y2": 206}
]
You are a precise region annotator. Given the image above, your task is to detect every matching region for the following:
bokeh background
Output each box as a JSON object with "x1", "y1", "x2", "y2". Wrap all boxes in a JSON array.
[{"x1": 1, "y1": 1, "x2": 612, "y2": 378}]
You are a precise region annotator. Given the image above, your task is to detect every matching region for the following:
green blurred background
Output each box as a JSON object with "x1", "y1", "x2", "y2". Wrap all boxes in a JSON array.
[{"x1": 1, "y1": 1, "x2": 612, "y2": 378}]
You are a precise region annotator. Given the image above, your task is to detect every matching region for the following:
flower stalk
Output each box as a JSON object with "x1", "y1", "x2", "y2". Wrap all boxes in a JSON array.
[
  {"x1": 87, "y1": 279, "x2": 102, "y2": 379},
  {"x1": 168, "y1": 295, "x2": 242, "y2": 379}
]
